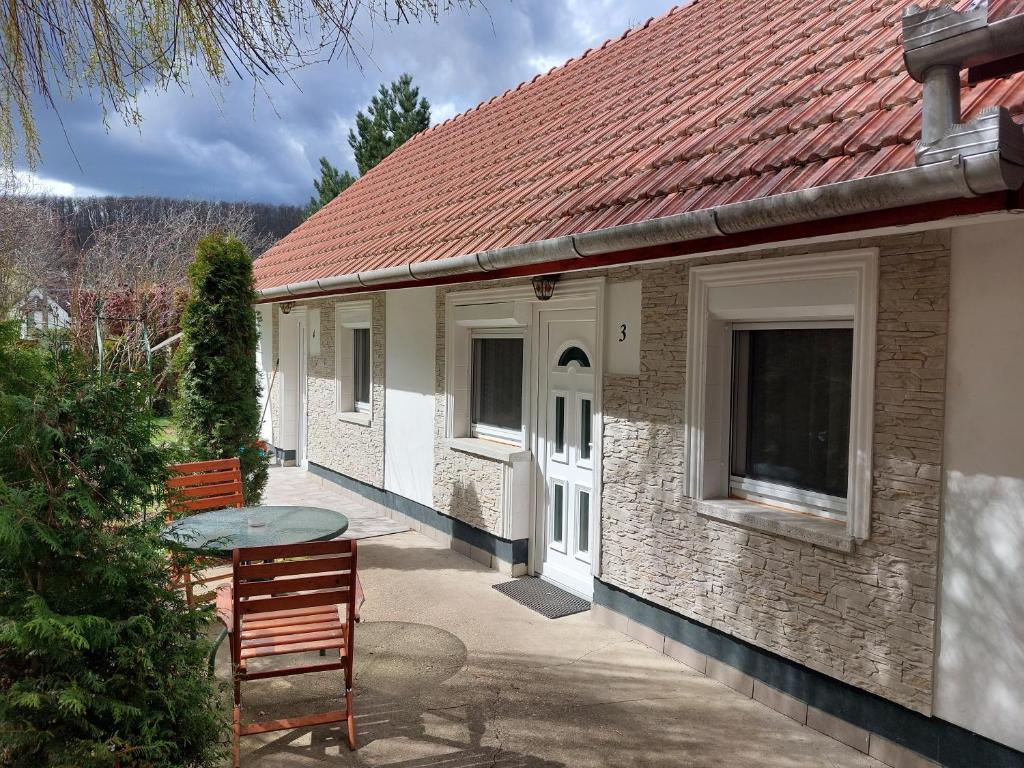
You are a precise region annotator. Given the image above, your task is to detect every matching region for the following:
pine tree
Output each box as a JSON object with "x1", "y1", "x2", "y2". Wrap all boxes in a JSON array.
[
  {"x1": 174, "y1": 232, "x2": 268, "y2": 504},
  {"x1": 349, "y1": 73, "x2": 431, "y2": 176},
  {"x1": 305, "y1": 157, "x2": 356, "y2": 218},
  {"x1": 0, "y1": 322, "x2": 224, "y2": 766}
]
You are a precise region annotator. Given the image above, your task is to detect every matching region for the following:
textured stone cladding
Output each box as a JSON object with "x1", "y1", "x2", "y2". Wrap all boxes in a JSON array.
[
  {"x1": 269, "y1": 295, "x2": 386, "y2": 486},
  {"x1": 431, "y1": 285, "x2": 514, "y2": 537},
  {"x1": 599, "y1": 230, "x2": 950, "y2": 715}
]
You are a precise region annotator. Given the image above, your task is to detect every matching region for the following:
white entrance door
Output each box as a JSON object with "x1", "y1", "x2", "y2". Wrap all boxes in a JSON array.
[
  {"x1": 295, "y1": 316, "x2": 308, "y2": 468},
  {"x1": 535, "y1": 308, "x2": 597, "y2": 598}
]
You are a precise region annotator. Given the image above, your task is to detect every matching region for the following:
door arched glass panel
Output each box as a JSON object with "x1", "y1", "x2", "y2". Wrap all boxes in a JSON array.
[{"x1": 557, "y1": 345, "x2": 591, "y2": 368}]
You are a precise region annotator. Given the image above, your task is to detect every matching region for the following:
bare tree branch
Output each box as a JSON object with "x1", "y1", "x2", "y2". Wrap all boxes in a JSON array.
[{"x1": 0, "y1": 0, "x2": 476, "y2": 167}]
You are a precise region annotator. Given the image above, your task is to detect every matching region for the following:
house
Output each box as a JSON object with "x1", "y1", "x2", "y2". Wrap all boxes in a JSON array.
[
  {"x1": 253, "y1": 1, "x2": 1024, "y2": 766},
  {"x1": 11, "y1": 287, "x2": 70, "y2": 338}
]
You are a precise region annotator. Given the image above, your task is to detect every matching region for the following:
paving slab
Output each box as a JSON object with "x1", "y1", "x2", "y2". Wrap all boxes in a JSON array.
[{"x1": 218, "y1": 469, "x2": 884, "y2": 768}]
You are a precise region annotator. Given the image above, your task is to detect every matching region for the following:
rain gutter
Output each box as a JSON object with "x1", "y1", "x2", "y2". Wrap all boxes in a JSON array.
[
  {"x1": 257, "y1": 3, "x2": 1024, "y2": 303},
  {"x1": 257, "y1": 151, "x2": 1022, "y2": 302}
]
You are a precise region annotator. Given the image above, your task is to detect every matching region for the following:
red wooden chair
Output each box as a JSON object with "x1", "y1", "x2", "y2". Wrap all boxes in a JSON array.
[
  {"x1": 166, "y1": 457, "x2": 245, "y2": 604},
  {"x1": 215, "y1": 539, "x2": 359, "y2": 765},
  {"x1": 166, "y1": 457, "x2": 245, "y2": 519}
]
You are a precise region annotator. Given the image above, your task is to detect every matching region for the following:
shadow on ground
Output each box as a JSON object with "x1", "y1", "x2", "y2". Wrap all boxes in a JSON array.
[
  {"x1": 215, "y1": 470, "x2": 883, "y2": 768},
  {"x1": 227, "y1": 621, "x2": 565, "y2": 767}
]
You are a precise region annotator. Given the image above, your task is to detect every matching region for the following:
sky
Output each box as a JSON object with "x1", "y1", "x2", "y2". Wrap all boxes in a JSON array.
[{"x1": 19, "y1": 0, "x2": 675, "y2": 206}]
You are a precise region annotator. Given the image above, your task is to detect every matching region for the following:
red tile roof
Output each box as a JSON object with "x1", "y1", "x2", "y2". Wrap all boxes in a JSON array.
[{"x1": 255, "y1": 0, "x2": 1024, "y2": 292}]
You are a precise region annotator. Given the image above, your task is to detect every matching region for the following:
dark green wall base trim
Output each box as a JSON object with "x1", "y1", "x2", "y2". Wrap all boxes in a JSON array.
[
  {"x1": 308, "y1": 462, "x2": 528, "y2": 566},
  {"x1": 267, "y1": 444, "x2": 295, "y2": 463},
  {"x1": 593, "y1": 579, "x2": 1023, "y2": 768}
]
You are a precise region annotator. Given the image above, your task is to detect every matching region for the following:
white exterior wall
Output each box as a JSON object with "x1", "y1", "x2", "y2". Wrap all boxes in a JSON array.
[
  {"x1": 256, "y1": 305, "x2": 274, "y2": 445},
  {"x1": 935, "y1": 218, "x2": 1024, "y2": 751},
  {"x1": 384, "y1": 287, "x2": 437, "y2": 506},
  {"x1": 276, "y1": 313, "x2": 299, "y2": 454}
]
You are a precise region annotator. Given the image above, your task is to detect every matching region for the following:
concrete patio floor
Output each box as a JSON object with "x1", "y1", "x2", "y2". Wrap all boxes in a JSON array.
[{"x1": 218, "y1": 467, "x2": 884, "y2": 768}]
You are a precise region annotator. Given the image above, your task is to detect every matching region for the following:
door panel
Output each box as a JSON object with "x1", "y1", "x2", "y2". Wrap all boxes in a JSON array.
[{"x1": 535, "y1": 309, "x2": 597, "y2": 598}]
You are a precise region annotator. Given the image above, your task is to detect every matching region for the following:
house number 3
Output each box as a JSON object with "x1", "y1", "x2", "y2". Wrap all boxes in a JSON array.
[{"x1": 619, "y1": 323, "x2": 627, "y2": 342}]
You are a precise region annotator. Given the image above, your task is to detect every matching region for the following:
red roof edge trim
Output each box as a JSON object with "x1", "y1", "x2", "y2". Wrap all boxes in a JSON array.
[{"x1": 256, "y1": 193, "x2": 1012, "y2": 304}]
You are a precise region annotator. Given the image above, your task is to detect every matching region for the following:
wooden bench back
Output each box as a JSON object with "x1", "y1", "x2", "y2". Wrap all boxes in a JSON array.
[{"x1": 166, "y1": 457, "x2": 245, "y2": 519}]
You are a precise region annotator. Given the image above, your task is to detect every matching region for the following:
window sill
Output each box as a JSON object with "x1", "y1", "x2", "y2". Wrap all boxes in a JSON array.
[
  {"x1": 336, "y1": 411, "x2": 372, "y2": 427},
  {"x1": 446, "y1": 437, "x2": 531, "y2": 463},
  {"x1": 696, "y1": 499, "x2": 855, "y2": 553}
]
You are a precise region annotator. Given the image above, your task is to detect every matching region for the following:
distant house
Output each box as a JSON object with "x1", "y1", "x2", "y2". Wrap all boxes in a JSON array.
[
  {"x1": 253, "y1": 3, "x2": 1024, "y2": 766},
  {"x1": 11, "y1": 287, "x2": 70, "y2": 338}
]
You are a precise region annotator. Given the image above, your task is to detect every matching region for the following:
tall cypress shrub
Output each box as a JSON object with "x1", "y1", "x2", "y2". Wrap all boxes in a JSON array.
[
  {"x1": 0, "y1": 322, "x2": 224, "y2": 766},
  {"x1": 174, "y1": 232, "x2": 268, "y2": 504}
]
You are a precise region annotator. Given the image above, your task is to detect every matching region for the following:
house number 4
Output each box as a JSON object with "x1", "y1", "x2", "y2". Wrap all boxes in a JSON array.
[{"x1": 619, "y1": 323, "x2": 627, "y2": 342}]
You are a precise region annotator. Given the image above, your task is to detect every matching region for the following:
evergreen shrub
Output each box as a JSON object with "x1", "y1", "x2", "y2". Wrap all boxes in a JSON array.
[
  {"x1": 0, "y1": 322, "x2": 224, "y2": 767},
  {"x1": 174, "y1": 232, "x2": 268, "y2": 504}
]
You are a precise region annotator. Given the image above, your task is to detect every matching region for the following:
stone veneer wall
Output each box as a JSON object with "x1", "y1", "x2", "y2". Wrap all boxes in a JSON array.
[
  {"x1": 308, "y1": 294, "x2": 385, "y2": 487},
  {"x1": 431, "y1": 286, "x2": 506, "y2": 536},
  {"x1": 270, "y1": 229, "x2": 947, "y2": 714},
  {"x1": 268, "y1": 295, "x2": 385, "y2": 486},
  {"x1": 599, "y1": 230, "x2": 950, "y2": 715}
]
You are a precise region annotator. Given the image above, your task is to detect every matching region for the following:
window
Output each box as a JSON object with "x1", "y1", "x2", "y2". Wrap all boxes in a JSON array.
[
  {"x1": 685, "y1": 251, "x2": 878, "y2": 545},
  {"x1": 551, "y1": 481, "x2": 566, "y2": 547},
  {"x1": 576, "y1": 488, "x2": 591, "y2": 557},
  {"x1": 729, "y1": 326, "x2": 853, "y2": 517},
  {"x1": 553, "y1": 395, "x2": 566, "y2": 457},
  {"x1": 557, "y1": 345, "x2": 591, "y2": 368},
  {"x1": 445, "y1": 298, "x2": 531, "y2": 451},
  {"x1": 578, "y1": 397, "x2": 592, "y2": 464},
  {"x1": 470, "y1": 336, "x2": 524, "y2": 443},
  {"x1": 335, "y1": 301, "x2": 373, "y2": 422},
  {"x1": 353, "y1": 328, "x2": 371, "y2": 413}
]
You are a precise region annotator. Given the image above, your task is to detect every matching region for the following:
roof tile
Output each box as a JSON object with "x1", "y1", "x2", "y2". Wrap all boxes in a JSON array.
[{"x1": 256, "y1": 0, "x2": 1024, "y2": 291}]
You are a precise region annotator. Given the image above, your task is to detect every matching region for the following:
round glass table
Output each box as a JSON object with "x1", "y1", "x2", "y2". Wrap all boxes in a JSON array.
[
  {"x1": 161, "y1": 505, "x2": 350, "y2": 673},
  {"x1": 161, "y1": 505, "x2": 350, "y2": 557}
]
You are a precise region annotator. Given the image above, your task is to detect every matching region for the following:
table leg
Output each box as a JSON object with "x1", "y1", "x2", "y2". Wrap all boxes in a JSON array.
[{"x1": 209, "y1": 627, "x2": 228, "y2": 676}]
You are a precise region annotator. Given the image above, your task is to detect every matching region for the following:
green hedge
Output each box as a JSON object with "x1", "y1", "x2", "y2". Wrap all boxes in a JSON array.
[{"x1": 174, "y1": 232, "x2": 268, "y2": 504}]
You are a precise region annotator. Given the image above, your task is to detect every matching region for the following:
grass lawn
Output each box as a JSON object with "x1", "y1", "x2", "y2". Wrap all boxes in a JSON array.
[{"x1": 153, "y1": 416, "x2": 177, "y2": 445}]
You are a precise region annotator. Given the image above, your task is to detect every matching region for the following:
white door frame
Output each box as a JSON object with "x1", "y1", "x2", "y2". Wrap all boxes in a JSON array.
[
  {"x1": 528, "y1": 281, "x2": 605, "y2": 591},
  {"x1": 296, "y1": 310, "x2": 308, "y2": 469},
  {"x1": 279, "y1": 307, "x2": 309, "y2": 468}
]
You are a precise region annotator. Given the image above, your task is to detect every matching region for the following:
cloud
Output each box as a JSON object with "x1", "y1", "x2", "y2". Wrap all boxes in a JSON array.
[
  {"x1": 13, "y1": 170, "x2": 107, "y2": 198},
  {"x1": 24, "y1": 0, "x2": 676, "y2": 205}
]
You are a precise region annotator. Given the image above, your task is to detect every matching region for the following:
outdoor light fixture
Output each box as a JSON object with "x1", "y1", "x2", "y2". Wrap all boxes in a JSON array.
[
  {"x1": 532, "y1": 274, "x2": 561, "y2": 301},
  {"x1": 280, "y1": 301, "x2": 296, "y2": 315}
]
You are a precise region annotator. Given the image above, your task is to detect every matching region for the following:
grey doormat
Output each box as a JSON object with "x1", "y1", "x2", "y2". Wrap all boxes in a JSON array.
[{"x1": 492, "y1": 577, "x2": 591, "y2": 619}]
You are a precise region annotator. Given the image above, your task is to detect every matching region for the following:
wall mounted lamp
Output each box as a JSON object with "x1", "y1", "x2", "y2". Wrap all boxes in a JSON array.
[{"x1": 531, "y1": 274, "x2": 561, "y2": 301}]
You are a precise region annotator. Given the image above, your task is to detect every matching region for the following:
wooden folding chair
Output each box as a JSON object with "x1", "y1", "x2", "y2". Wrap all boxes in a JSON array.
[
  {"x1": 216, "y1": 539, "x2": 359, "y2": 765},
  {"x1": 166, "y1": 457, "x2": 245, "y2": 604}
]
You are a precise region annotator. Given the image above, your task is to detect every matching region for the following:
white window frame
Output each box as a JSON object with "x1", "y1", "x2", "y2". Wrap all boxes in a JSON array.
[
  {"x1": 550, "y1": 390, "x2": 569, "y2": 464},
  {"x1": 685, "y1": 250, "x2": 878, "y2": 541},
  {"x1": 469, "y1": 329, "x2": 528, "y2": 447},
  {"x1": 335, "y1": 301, "x2": 373, "y2": 424},
  {"x1": 575, "y1": 484, "x2": 592, "y2": 563},
  {"x1": 352, "y1": 327, "x2": 372, "y2": 414},
  {"x1": 727, "y1": 320, "x2": 854, "y2": 521},
  {"x1": 575, "y1": 393, "x2": 594, "y2": 470},
  {"x1": 549, "y1": 477, "x2": 568, "y2": 553},
  {"x1": 446, "y1": 298, "x2": 532, "y2": 449}
]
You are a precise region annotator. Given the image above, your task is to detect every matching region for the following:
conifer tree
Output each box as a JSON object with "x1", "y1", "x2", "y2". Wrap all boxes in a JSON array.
[
  {"x1": 305, "y1": 157, "x2": 356, "y2": 218},
  {"x1": 349, "y1": 74, "x2": 431, "y2": 176},
  {"x1": 0, "y1": 322, "x2": 224, "y2": 766},
  {"x1": 174, "y1": 232, "x2": 268, "y2": 504}
]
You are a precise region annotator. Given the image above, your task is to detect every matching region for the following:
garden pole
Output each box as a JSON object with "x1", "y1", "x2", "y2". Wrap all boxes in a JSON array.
[{"x1": 94, "y1": 298, "x2": 103, "y2": 375}]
